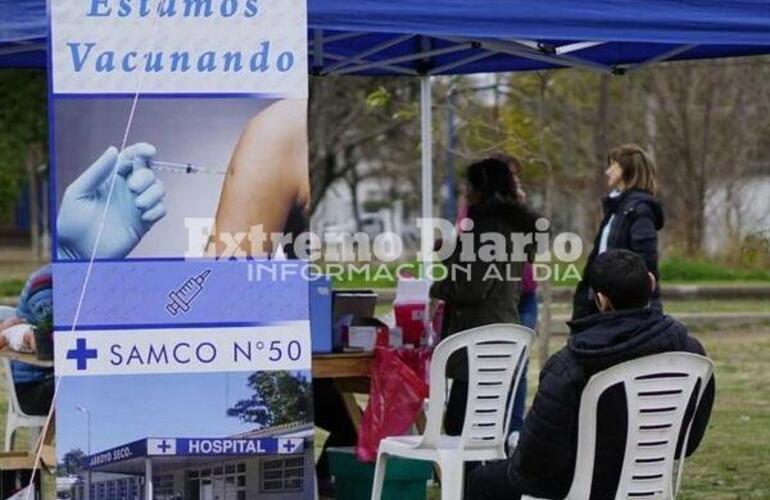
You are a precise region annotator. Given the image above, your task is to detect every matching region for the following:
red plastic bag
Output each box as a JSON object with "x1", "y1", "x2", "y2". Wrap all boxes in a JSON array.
[
  {"x1": 392, "y1": 347, "x2": 432, "y2": 385},
  {"x1": 356, "y1": 347, "x2": 430, "y2": 462}
]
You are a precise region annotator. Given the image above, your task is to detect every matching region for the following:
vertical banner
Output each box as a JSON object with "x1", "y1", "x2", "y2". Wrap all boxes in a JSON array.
[{"x1": 48, "y1": 1, "x2": 311, "y2": 499}]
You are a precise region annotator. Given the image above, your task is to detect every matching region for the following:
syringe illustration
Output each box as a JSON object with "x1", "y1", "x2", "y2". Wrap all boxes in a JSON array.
[
  {"x1": 150, "y1": 160, "x2": 227, "y2": 176},
  {"x1": 166, "y1": 269, "x2": 211, "y2": 316}
]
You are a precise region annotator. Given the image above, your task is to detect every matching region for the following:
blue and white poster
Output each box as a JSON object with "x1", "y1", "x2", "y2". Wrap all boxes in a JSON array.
[{"x1": 49, "y1": 1, "x2": 312, "y2": 498}]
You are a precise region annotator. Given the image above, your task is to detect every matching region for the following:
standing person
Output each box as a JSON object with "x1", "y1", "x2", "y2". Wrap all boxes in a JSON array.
[
  {"x1": 496, "y1": 154, "x2": 538, "y2": 440},
  {"x1": 431, "y1": 157, "x2": 540, "y2": 436},
  {"x1": 572, "y1": 144, "x2": 664, "y2": 321}
]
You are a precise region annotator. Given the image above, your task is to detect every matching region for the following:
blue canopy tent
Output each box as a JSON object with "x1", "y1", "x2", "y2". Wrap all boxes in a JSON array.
[
  {"x1": 3, "y1": 0, "x2": 770, "y2": 260},
  {"x1": 4, "y1": 1, "x2": 770, "y2": 72}
]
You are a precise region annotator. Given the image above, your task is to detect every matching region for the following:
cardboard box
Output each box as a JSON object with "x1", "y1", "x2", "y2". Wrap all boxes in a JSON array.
[{"x1": 344, "y1": 318, "x2": 389, "y2": 351}]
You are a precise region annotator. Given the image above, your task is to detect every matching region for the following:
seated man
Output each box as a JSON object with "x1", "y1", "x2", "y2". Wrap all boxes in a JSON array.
[
  {"x1": 0, "y1": 266, "x2": 54, "y2": 417},
  {"x1": 466, "y1": 249, "x2": 715, "y2": 500}
]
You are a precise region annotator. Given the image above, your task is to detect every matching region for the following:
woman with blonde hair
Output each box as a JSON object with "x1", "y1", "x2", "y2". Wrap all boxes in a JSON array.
[{"x1": 572, "y1": 144, "x2": 664, "y2": 320}]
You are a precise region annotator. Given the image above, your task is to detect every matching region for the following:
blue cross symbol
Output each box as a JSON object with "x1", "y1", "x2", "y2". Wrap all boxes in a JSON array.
[
  {"x1": 66, "y1": 338, "x2": 98, "y2": 371},
  {"x1": 158, "y1": 440, "x2": 172, "y2": 453},
  {"x1": 282, "y1": 440, "x2": 297, "y2": 453}
]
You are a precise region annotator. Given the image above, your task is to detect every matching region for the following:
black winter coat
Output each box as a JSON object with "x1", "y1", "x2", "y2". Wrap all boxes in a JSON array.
[
  {"x1": 572, "y1": 189, "x2": 665, "y2": 320},
  {"x1": 506, "y1": 308, "x2": 715, "y2": 499},
  {"x1": 430, "y1": 197, "x2": 539, "y2": 380}
]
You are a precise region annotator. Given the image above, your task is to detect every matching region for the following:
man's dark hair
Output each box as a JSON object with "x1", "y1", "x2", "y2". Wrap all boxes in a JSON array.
[{"x1": 588, "y1": 249, "x2": 652, "y2": 310}]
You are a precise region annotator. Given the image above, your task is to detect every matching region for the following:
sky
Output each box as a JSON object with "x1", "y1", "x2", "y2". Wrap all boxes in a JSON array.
[{"x1": 55, "y1": 369, "x2": 311, "y2": 461}]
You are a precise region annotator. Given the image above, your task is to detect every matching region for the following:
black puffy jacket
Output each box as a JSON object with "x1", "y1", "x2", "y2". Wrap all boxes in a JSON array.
[
  {"x1": 506, "y1": 308, "x2": 715, "y2": 499},
  {"x1": 572, "y1": 189, "x2": 665, "y2": 320}
]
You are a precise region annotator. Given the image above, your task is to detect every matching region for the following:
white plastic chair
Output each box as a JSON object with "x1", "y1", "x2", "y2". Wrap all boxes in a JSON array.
[
  {"x1": 371, "y1": 323, "x2": 535, "y2": 500},
  {"x1": 3, "y1": 358, "x2": 47, "y2": 451},
  {"x1": 523, "y1": 352, "x2": 714, "y2": 500},
  {"x1": 0, "y1": 305, "x2": 47, "y2": 451}
]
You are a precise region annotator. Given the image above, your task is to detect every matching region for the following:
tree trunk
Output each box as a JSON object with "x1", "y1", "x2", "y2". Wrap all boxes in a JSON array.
[
  {"x1": 345, "y1": 147, "x2": 362, "y2": 231},
  {"x1": 40, "y1": 169, "x2": 51, "y2": 259},
  {"x1": 539, "y1": 173, "x2": 555, "y2": 369},
  {"x1": 590, "y1": 74, "x2": 611, "y2": 231},
  {"x1": 25, "y1": 144, "x2": 44, "y2": 261}
]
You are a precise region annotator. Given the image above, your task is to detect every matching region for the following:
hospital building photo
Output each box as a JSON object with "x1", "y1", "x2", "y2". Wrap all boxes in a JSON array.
[{"x1": 61, "y1": 422, "x2": 314, "y2": 500}]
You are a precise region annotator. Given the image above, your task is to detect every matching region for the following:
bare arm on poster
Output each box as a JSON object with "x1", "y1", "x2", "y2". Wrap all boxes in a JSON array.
[{"x1": 208, "y1": 99, "x2": 310, "y2": 257}]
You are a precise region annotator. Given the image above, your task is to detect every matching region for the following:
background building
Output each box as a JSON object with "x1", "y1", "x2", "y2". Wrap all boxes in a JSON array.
[{"x1": 66, "y1": 422, "x2": 314, "y2": 500}]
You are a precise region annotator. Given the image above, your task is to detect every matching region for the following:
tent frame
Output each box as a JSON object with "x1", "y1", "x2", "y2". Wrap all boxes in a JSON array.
[
  {"x1": 306, "y1": 30, "x2": 699, "y2": 268},
  {"x1": 0, "y1": 29, "x2": 701, "y2": 268}
]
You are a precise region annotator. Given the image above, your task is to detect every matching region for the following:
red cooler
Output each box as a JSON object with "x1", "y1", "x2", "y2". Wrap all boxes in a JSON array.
[{"x1": 393, "y1": 278, "x2": 431, "y2": 346}]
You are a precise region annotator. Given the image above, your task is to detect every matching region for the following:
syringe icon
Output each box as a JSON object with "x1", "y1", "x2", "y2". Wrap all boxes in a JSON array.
[
  {"x1": 166, "y1": 269, "x2": 211, "y2": 316},
  {"x1": 150, "y1": 160, "x2": 226, "y2": 176}
]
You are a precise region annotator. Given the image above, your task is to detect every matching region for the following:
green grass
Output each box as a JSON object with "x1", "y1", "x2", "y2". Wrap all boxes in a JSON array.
[
  {"x1": 333, "y1": 270, "x2": 399, "y2": 289},
  {"x1": 663, "y1": 300, "x2": 770, "y2": 314},
  {"x1": 504, "y1": 328, "x2": 770, "y2": 498},
  {"x1": 521, "y1": 329, "x2": 770, "y2": 498},
  {"x1": 2, "y1": 256, "x2": 769, "y2": 297},
  {"x1": 0, "y1": 258, "x2": 45, "y2": 298},
  {"x1": 318, "y1": 327, "x2": 770, "y2": 499},
  {"x1": 548, "y1": 300, "x2": 770, "y2": 316},
  {"x1": 0, "y1": 279, "x2": 24, "y2": 297},
  {"x1": 325, "y1": 256, "x2": 770, "y2": 290},
  {"x1": 331, "y1": 262, "x2": 425, "y2": 289},
  {"x1": 661, "y1": 257, "x2": 770, "y2": 283},
  {"x1": 382, "y1": 299, "x2": 770, "y2": 320},
  {"x1": 677, "y1": 329, "x2": 770, "y2": 499}
]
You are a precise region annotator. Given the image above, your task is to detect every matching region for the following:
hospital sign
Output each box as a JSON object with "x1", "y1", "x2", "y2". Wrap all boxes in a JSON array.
[{"x1": 87, "y1": 437, "x2": 304, "y2": 468}]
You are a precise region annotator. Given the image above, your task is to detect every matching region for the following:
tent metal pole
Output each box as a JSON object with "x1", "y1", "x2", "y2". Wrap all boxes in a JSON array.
[
  {"x1": 556, "y1": 41, "x2": 605, "y2": 55},
  {"x1": 307, "y1": 31, "x2": 365, "y2": 49},
  {"x1": 332, "y1": 43, "x2": 472, "y2": 75},
  {"x1": 420, "y1": 76, "x2": 433, "y2": 277},
  {"x1": 0, "y1": 43, "x2": 45, "y2": 56},
  {"x1": 145, "y1": 458, "x2": 153, "y2": 499},
  {"x1": 478, "y1": 39, "x2": 612, "y2": 73},
  {"x1": 312, "y1": 29, "x2": 323, "y2": 72},
  {"x1": 323, "y1": 34, "x2": 413, "y2": 74},
  {"x1": 428, "y1": 51, "x2": 496, "y2": 75},
  {"x1": 622, "y1": 44, "x2": 696, "y2": 73},
  {"x1": 435, "y1": 36, "x2": 612, "y2": 73},
  {"x1": 310, "y1": 49, "x2": 418, "y2": 75}
]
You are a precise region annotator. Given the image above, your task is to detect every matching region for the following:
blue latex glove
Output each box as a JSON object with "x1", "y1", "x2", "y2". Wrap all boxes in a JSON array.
[{"x1": 57, "y1": 143, "x2": 167, "y2": 260}]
